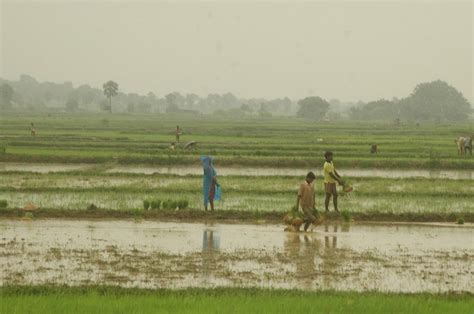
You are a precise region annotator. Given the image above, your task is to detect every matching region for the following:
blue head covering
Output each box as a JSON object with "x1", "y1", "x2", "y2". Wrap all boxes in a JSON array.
[{"x1": 201, "y1": 156, "x2": 217, "y2": 206}]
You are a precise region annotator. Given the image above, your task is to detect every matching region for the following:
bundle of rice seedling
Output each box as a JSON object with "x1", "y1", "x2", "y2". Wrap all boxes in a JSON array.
[
  {"x1": 283, "y1": 208, "x2": 324, "y2": 232},
  {"x1": 283, "y1": 210, "x2": 305, "y2": 231},
  {"x1": 340, "y1": 180, "x2": 354, "y2": 193},
  {"x1": 150, "y1": 199, "x2": 161, "y2": 210},
  {"x1": 343, "y1": 185, "x2": 353, "y2": 193},
  {"x1": 177, "y1": 199, "x2": 189, "y2": 210}
]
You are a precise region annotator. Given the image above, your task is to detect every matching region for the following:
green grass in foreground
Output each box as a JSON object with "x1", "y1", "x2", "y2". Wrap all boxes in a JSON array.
[{"x1": 1, "y1": 286, "x2": 472, "y2": 314}]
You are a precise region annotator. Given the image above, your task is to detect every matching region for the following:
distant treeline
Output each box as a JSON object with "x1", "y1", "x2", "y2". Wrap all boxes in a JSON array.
[
  {"x1": 0, "y1": 75, "x2": 472, "y2": 121},
  {"x1": 0, "y1": 75, "x2": 295, "y2": 116},
  {"x1": 348, "y1": 81, "x2": 472, "y2": 122}
]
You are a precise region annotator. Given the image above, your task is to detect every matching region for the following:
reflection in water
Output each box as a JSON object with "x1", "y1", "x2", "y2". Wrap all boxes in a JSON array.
[
  {"x1": 324, "y1": 224, "x2": 338, "y2": 249},
  {"x1": 202, "y1": 229, "x2": 220, "y2": 251},
  {"x1": 300, "y1": 235, "x2": 320, "y2": 289},
  {"x1": 322, "y1": 224, "x2": 350, "y2": 289},
  {"x1": 201, "y1": 229, "x2": 220, "y2": 286},
  {"x1": 1, "y1": 220, "x2": 472, "y2": 292},
  {"x1": 283, "y1": 233, "x2": 321, "y2": 289},
  {"x1": 341, "y1": 223, "x2": 350, "y2": 233}
]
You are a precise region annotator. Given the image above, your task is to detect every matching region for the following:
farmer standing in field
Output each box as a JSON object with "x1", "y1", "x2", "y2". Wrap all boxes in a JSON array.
[
  {"x1": 201, "y1": 156, "x2": 220, "y2": 211},
  {"x1": 176, "y1": 125, "x2": 181, "y2": 143},
  {"x1": 370, "y1": 144, "x2": 378, "y2": 154},
  {"x1": 30, "y1": 122, "x2": 36, "y2": 137},
  {"x1": 464, "y1": 136, "x2": 472, "y2": 156},
  {"x1": 296, "y1": 171, "x2": 318, "y2": 232},
  {"x1": 323, "y1": 151, "x2": 343, "y2": 213}
]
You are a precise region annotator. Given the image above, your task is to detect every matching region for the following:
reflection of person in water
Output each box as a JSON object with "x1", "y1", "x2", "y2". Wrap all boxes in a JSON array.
[
  {"x1": 324, "y1": 224, "x2": 338, "y2": 249},
  {"x1": 321, "y1": 224, "x2": 349, "y2": 289},
  {"x1": 201, "y1": 229, "x2": 220, "y2": 286},
  {"x1": 283, "y1": 233, "x2": 321, "y2": 289},
  {"x1": 322, "y1": 224, "x2": 338, "y2": 289},
  {"x1": 202, "y1": 229, "x2": 220, "y2": 251}
]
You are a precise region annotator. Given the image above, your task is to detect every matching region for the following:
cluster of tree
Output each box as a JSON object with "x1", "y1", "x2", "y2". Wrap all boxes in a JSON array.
[
  {"x1": 296, "y1": 96, "x2": 331, "y2": 120},
  {"x1": 1, "y1": 75, "x2": 471, "y2": 121},
  {"x1": 212, "y1": 102, "x2": 275, "y2": 118},
  {"x1": 348, "y1": 81, "x2": 472, "y2": 122},
  {"x1": 0, "y1": 83, "x2": 14, "y2": 110},
  {"x1": 0, "y1": 75, "x2": 102, "y2": 111},
  {"x1": 0, "y1": 75, "x2": 296, "y2": 115},
  {"x1": 295, "y1": 80, "x2": 472, "y2": 122}
]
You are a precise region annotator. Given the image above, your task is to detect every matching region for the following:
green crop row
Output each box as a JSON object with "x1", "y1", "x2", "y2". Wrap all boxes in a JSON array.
[
  {"x1": 1, "y1": 113, "x2": 473, "y2": 170},
  {"x1": 143, "y1": 198, "x2": 189, "y2": 210}
]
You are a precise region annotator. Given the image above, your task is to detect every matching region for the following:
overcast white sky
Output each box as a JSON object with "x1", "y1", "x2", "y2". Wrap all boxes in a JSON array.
[{"x1": 1, "y1": 0, "x2": 472, "y2": 102}]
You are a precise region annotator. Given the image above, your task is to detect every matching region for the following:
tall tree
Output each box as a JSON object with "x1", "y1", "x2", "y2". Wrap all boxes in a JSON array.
[
  {"x1": 165, "y1": 93, "x2": 179, "y2": 113},
  {"x1": 77, "y1": 84, "x2": 98, "y2": 105},
  {"x1": 258, "y1": 103, "x2": 272, "y2": 117},
  {"x1": 282, "y1": 97, "x2": 292, "y2": 113},
  {"x1": 102, "y1": 80, "x2": 118, "y2": 113},
  {"x1": 222, "y1": 92, "x2": 238, "y2": 107},
  {"x1": 65, "y1": 98, "x2": 79, "y2": 112},
  {"x1": 185, "y1": 93, "x2": 199, "y2": 109},
  {"x1": 401, "y1": 80, "x2": 471, "y2": 121},
  {"x1": 350, "y1": 99, "x2": 397, "y2": 120},
  {"x1": 0, "y1": 83, "x2": 14, "y2": 110},
  {"x1": 296, "y1": 96, "x2": 330, "y2": 120}
]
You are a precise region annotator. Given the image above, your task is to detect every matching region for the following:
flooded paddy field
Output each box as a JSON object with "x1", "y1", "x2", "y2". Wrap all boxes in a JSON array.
[
  {"x1": 0, "y1": 163, "x2": 91, "y2": 173},
  {"x1": 1, "y1": 162, "x2": 473, "y2": 179},
  {"x1": 106, "y1": 165, "x2": 474, "y2": 180},
  {"x1": 0, "y1": 219, "x2": 472, "y2": 293}
]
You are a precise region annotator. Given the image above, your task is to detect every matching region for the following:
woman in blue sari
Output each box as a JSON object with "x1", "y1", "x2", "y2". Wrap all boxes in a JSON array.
[{"x1": 200, "y1": 156, "x2": 220, "y2": 211}]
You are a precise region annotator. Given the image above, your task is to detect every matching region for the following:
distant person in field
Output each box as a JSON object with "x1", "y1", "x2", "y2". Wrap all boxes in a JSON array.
[
  {"x1": 464, "y1": 136, "x2": 472, "y2": 156},
  {"x1": 370, "y1": 144, "x2": 378, "y2": 154},
  {"x1": 169, "y1": 142, "x2": 176, "y2": 151},
  {"x1": 323, "y1": 151, "x2": 343, "y2": 213},
  {"x1": 176, "y1": 125, "x2": 181, "y2": 143},
  {"x1": 455, "y1": 137, "x2": 465, "y2": 156},
  {"x1": 30, "y1": 123, "x2": 36, "y2": 137},
  {"x1": 296, "y1": 171, "x2": 318, "y2": 232},
  {"x1": 201, "y1": 156, "x2": 220, "y2": 211}
]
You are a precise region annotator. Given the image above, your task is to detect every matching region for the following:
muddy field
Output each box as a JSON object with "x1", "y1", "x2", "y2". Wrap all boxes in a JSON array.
[{"x1": 1, "y1": 219, "x2": 472, "y2": 293}]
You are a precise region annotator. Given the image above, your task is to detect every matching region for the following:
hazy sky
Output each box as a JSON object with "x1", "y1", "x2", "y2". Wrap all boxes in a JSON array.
[{"x1": 1, "y1": 1, "x2": 472, "y2": 102}]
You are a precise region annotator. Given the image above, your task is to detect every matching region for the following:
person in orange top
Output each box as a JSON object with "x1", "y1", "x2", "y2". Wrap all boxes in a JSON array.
[{"x1": 296, "y1": 171, "x2": 317, "y2": 232}]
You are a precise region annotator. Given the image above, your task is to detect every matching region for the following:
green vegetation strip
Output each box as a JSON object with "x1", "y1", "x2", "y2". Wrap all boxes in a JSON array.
[
  {"x1": 1, "y1": 172, "x2": 472, "y2": 197},
  {"x1": 1, "y1": 286, "x2": 472, "y2": 314},
  {"x1": 0, "y1": 208, "x2": 472, "y2": 223},
  {"x1": 1, "y1": 113, "x2": 473, "y2": 169},
  {"x1": 0, "y1": 172, "x2": 472, "y2": 215}
]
